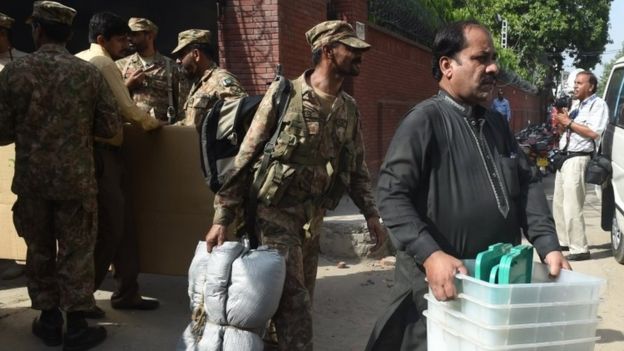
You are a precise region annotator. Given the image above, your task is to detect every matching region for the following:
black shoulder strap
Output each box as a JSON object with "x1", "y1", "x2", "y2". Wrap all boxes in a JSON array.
[{"x1": 243, "y1": 75, "x2": 293, "y2": 248}]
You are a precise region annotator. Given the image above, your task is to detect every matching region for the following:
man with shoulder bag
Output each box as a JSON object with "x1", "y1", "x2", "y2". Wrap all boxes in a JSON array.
[{"x1": 553, "y1": 70, "x2": 609, "y2": 261}]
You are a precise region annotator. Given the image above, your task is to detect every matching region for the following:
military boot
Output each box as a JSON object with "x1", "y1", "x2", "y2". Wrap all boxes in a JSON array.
[
  {"x1": 32, "y1": 308, "x2": 63, "y2": 346},
  {"x1": 63, "y1": 311, "x2": 107, "y2": 351}
]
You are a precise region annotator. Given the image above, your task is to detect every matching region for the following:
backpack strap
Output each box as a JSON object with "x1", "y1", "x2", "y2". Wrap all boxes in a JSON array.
[{"x1": 243, "y1": 75, "x2": 294, "y2": 247}]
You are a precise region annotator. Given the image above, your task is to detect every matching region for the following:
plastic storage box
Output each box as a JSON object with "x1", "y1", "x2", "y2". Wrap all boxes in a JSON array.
[
  {"x1": 455, "y1": 260, "x2": 605, "y2": 305},
  {"x1": 425, "y1": 294, "x2": 599, "y2": 345},
  {"x1": 425, "y1": 311, "x2": 599, "y2": 351}
]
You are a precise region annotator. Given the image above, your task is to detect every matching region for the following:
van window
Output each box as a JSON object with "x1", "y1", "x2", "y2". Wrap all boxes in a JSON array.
[{"x1": 604, "y1": 67, "x2": 624, "y2": 126}]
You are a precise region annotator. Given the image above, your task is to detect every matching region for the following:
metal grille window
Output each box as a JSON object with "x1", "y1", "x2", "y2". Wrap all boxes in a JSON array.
[{"x1": 368, "y1": 0, "x2": 445, "y2": 46}]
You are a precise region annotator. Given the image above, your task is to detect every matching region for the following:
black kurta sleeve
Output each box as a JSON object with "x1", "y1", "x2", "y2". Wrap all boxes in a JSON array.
[{"x1": 377, "y1": 104, "x2": 440, "y2": 264}]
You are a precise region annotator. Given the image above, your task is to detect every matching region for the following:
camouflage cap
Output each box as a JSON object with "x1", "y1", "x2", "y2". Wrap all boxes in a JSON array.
[
  {"x1": 26, "y1": 1, "x2": 76, "y2": 26},
  {"x1": 0, "y1": 13, "x2": 15, "y2": 30},
  {"x1": 305, "y1": 20, "x2": 370, "y2": 51},
  {"x1": 171, "y1": 29, "x2": 211, "y2": 54},
  {"x1": 128, "y1": 17, "x2": 158, "y2": 34}
]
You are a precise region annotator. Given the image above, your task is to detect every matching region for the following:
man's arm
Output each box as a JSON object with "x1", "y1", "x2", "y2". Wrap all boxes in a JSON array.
[
  {"x1": 378, "y1": 105, "x2": 468, "y2": 300},
  {"x1": 346, "y1": 109, "x2": 385, "y2": 249},
  {"x1": 98, "y1": 60, "x2": 162, "y2": 130},
  {"x1": 377, "y1": 108, "x2": 440, "y2": 263},
  {"x1": 555, "y1": 101, "x2": 609, "y2": 140}
]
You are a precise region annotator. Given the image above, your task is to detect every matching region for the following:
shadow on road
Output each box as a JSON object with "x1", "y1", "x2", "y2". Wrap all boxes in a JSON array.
[
  {"x1": 596, "y1": 328, "x2": 624, "y2": 343},
  {"x1": 588, "y1": 249, "x2": 615, "y2": 260}
]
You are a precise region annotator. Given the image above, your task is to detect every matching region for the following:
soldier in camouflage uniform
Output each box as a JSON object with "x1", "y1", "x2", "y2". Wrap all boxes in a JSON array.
[
  {"x1": 205, "y1": 21, "x2": 387, "y2": 350},
  {"x1": 171, "y1": 29, "x2": 247, "y2": 129},
  {"x1": 116, "y1": 17, "x2": 189, "y2": 123},
  {"x1": 0, "y1": 2, "x2": 121, "y2": 349},
  {"x1": 0, "y1": 12, "x2": 28, "y2": 71}
]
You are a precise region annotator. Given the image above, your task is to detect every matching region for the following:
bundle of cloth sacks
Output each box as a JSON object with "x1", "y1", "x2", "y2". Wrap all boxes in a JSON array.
[{"x1": 178, "y1": 241, "x2": 286, "y2": 351}]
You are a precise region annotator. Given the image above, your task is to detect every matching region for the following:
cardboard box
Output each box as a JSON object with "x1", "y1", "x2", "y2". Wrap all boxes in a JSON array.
[
  {"x1": 0, "y1": 126, "x2": 214, "y2": 275},
  {"x1": 122, "y1": 125, "x2": 214, "y2": 275}
]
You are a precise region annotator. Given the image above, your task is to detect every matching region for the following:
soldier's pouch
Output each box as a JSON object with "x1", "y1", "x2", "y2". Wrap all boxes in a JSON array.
[
  {"x1": 255, "y1": 161, "x2": 298, "y2": 207},
  {"x1": 271, "y1": 123, "x2": 301, "y2": 161}
]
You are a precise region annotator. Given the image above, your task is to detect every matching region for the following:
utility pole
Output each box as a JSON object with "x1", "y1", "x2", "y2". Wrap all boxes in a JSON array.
[{"x1": 501, "y1": 18, "x2": 508, "y2": 49}]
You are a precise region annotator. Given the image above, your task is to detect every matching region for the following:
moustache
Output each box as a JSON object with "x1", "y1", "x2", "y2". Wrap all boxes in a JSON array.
[{"x1": 481, "y1": 76, "x2": 496, "y2": 85}]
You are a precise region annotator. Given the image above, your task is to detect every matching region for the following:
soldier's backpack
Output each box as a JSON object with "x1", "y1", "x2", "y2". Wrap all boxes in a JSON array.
[{"x1": 198, "y1": 74, "x2": 292, "y2": 193}]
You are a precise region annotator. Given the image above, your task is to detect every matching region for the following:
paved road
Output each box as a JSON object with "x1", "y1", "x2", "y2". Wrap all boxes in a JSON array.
[{"x1": 0, "y1": 175, "x2": 623, "y2": 350}]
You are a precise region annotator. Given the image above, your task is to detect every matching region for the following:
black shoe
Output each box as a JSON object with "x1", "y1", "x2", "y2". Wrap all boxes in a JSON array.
[
  {"x1": 32, "y1": 317, "x2": 62, "y2": 346},
  {"x1": 559, "y1": 245, "x2": 570, "y2": 251},
  {"x1": 83, "y1": 306, "x2": 105, "y2": 319},
  {"x1": 566, "y1": 252, "x2": 591, "y2": 261},
  {"x1": 111, "y1": 297, "x2": 159, "y2": 310},
  {"x1": 63, "y1": 325, "x2": 107, "y2": 351}
]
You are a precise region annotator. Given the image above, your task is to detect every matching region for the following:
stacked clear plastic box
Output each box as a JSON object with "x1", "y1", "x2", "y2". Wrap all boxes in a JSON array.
[{"x1": 425, "y1": 260, "x2": 605, "y2": 351}]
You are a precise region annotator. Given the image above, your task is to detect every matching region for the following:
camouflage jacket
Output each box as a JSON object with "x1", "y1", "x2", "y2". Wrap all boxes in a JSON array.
[
  {"x1": 213, "y1": 70, "x2": 379, "y2": 225},
  {"x1": 116, "y1": 52, "x2": 190, "y2": 122},
  {"x1": 180, "y1": 62, "x2": 247, "y2": 128},
  {"x1": 0, "y1": 44, "x2": 121, "y2": 199}
]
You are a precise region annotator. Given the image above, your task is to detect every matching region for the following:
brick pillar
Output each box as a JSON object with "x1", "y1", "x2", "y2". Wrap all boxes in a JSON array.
[{"x1": 217, "y1": 0, "x2": 280, "y2": 95}]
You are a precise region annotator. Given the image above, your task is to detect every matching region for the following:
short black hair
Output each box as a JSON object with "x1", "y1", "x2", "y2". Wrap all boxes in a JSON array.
[
  {"x1": 578, "y1": 71, "x2": 598, "y2": 94},
  {"x1": 88, "y1": 12, "x2": 130, "y2": 43},
  {"x1": 183, "y1": 43, "x2": 215, "y2": 60},
  {"x1": 32, "y1": 18, "x2": 72, "y2": 43},
  {"x1": 311, "y1": 41, "x2": 340, "y2": 66},
  {"x1": 431, "y1": 20, "x2": 486, "y2": 81}
]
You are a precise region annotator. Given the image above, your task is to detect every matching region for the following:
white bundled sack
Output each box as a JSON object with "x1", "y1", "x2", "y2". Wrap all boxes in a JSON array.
[
  {"x1": 223, "y1": 327, "x2": 264, "y2": 351},
  {"x1": 196, "y1": 323, "x2": 224, "y2": 351},
  {"x1": 227, "y1": 247, "x2": 286, "y2": 328},
  {"x1": 178, "y1": 241, "x2": 286, "y2": 351},
  {"x1": 203, "y1": 242, "x2": 244, "y2": 324}
]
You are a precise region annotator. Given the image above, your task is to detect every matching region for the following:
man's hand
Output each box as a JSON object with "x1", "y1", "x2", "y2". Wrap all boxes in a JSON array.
[
  {"x1": 205, "y1": 224, "x2": 227, "y2": 253},
  {"x1": 423, "y1": 250, "x2": 467, "y2": 301},
  {"x1": 543, "y1": 250, "x2": 571, "y2": 277},
  {"x1": 125, "y1": 69, "x2": 145, "y2": 90},
  {"x1": 366, "y1": 216, "x2": 387, "y2": 251},
  {"x1": 555, "y1": 108, "x2": 572, "y2": 127}
]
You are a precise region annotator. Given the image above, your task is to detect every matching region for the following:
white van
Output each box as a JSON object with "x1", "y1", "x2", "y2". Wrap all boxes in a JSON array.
[{"x1": 601, "y1": 55, "x2": 624, "y2": 263}]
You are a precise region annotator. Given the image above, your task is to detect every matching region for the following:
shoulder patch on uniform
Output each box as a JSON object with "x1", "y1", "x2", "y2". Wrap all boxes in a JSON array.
[{"x1": 222, "y1": 77, "x2": 233, "y2": 87}]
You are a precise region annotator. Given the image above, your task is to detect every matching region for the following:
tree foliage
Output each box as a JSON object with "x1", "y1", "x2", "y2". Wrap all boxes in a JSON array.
[{"x1": 425, "y1": 0, "x2": 612, "y2": 89}]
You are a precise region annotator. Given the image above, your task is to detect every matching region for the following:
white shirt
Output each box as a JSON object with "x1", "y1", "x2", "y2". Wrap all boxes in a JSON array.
[{"x1": 560, "y1": 94, "x2": 609, "y2": 152}]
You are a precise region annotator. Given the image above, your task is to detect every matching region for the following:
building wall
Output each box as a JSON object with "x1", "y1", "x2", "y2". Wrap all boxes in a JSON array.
[{"x1": 218, "y1": 0, "x2": 280, "y2": 95}]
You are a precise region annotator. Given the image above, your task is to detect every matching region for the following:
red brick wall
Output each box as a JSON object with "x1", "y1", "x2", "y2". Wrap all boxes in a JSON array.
[
  {"x1": 352, "y1": 24, "x2": 439, "y2": 173},
  {"x1": 278, "y1": 0, "x2": 327, "y2": 79},
  {"x1": 217, "y1": 0, "x2": 280, "y2": 95},
  {"x1": 489, "y1": 86, "x2": 547, "y2": 133}
]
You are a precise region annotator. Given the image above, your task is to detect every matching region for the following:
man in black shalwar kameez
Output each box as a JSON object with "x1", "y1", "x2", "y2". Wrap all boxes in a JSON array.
[{"x1": 365, "y1": 20, "x2": 570, "y2": 351}]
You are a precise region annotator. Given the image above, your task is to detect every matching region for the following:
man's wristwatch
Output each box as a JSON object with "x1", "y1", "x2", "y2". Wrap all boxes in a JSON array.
[{"x1": 565, "y1": 120, "x2": 574, "y2": 130}]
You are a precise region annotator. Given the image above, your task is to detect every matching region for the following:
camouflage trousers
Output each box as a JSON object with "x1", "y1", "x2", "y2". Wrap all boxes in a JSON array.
[
  {"x1": 256, "y1": 202, "x2": 326, "y2": 351},
  {"x1": 12, "y1": 196, "x2": 97, "y2": 312}
]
